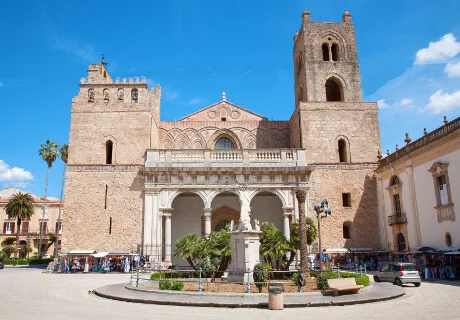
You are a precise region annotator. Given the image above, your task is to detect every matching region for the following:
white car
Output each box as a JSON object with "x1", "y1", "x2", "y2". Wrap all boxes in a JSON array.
[{"x1": 373, "y1": 262, "x2": 421, "y2": 287}]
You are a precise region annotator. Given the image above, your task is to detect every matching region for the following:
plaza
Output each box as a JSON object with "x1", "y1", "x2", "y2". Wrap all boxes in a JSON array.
[{"x1": 1, "y1": 268, "x2": 460, "y2": 319}]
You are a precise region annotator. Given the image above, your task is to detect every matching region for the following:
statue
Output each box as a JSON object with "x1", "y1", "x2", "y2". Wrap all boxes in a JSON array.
[
  {"x1": 118, "y1": 89, "x2": 124, "y2": 100},
  {"x1": 254, "y1": 219, "x2": 260, "y2": 231},
  {"x1": 229, "y1": 220, "x2": 234, "y2": 231}
]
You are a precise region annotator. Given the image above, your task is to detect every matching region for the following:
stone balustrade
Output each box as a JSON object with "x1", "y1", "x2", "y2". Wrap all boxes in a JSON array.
[{"x1": 146, "y1": 149, "x2": 307, "y2": 168}]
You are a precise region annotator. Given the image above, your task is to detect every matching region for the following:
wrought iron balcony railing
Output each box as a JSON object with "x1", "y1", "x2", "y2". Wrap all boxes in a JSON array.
[{"x1": 388, "y1": 213, "x2": 408, "y2": 226}]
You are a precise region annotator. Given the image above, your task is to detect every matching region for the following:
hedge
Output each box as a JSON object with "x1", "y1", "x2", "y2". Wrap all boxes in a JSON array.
[
  {"x1": 28, "y1": 258, "x2": 54, "y2": 265},
  {"x1": 312, "y1": 271, "x2": 370, "y2": 290},
  {"x1": 3, "y1": 258, "x2": 28, "y2": 266},
  {"x1": 159, "y1": 280, "x2": 184, "y2": 291},
  {"x1": 151, "y1": 271, "x2": 199, "y2": 280}
]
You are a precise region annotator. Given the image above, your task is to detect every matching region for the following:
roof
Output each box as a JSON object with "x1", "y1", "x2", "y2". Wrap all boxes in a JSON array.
[
  {"x1": 0, "y1": 188, "x2": 60, "y2": 203},
  {"x1": 179, "y1": 99, "x2": 267, "y2": 121}
]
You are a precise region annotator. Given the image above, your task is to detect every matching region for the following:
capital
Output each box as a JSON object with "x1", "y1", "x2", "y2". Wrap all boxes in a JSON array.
[{"x1": 295, "y1": 189, "x2": 307, "y2": 202}]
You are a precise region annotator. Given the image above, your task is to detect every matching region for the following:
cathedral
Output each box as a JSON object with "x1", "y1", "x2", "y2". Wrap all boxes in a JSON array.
[{"x1": 62, "y1": 10, "x2": 381, "y2": 265}]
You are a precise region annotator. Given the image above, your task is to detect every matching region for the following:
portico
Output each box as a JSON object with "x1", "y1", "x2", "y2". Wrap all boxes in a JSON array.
[{"x1": 142, "y1": 148, "x2": 309, "y2": 265}]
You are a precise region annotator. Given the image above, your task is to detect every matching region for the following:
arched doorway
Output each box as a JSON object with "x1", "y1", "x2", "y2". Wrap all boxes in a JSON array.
[
  {"x1": 250, "y1": 191, "x2": 284, "y2": 232},
  {"x1": 397, "y1": 233, "x2": 406, "y2": 252},
  {"x1": 210, "y1": 192, "x2": 240, "y2": 231}
]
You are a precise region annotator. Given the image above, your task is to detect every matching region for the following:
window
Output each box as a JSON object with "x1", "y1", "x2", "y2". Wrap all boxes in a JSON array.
[
  {"x1": 40, "y1": 221, "x2": 47, "y2": 233},
  {"x1": 325, "y1": 78, "x2": 342, "y2": 101},
  {"x1": 88, "y1": 89, "x2": 95, "y2": 102},
  {"x1": 429, "y1": 162, "x2": 455, "y2": 223},
  {"x1": 55, "y1": 221, "x2": 62, "y2": 234},
  {"x1": 446, "y1": 233, "x2": 452, "y2": 247},
  {"x1": 215, "y1": 137, "x2": 234, "y2": 149},
  {"x1": 338, "y1": 139, "x2": 348, "y2": 162},
  {"x1": 22, "y1": 221, "x2": 29, "y2": 234},
  {"x1": 103, "y1": 88, "x2": 109, "y2": 101},
  {"x1": 221, "y1": 117, "x2": 226, "y2": 121},
  {"x1": 393, "y1": 194, "x2": 402, "y2": 216},
  {"x1": 342, "y1": 193, "x2": 351, "y2": 207},
  {"x1": 322, "y1": 43, "x2": 329, "y2": 61},
  {"x1": 3, "y1": 222, "x2": 15, "y2": 235},
  {"x1": 105, "y1": 184, "x2": 108, "y2": 209},
  {"x1": 390, "y1": 175, "x2": 400, "y2": 186},
  {"x1": 331, "y1": 44, "x2": 339, "y2": 61},
  {"x1": 106, "y1": 140, "x2": 113, "y2": 164},
  {"x1": 131, "y1": 89, "x2": 138, "y2": 103},
  {"x1": 343, "y1": 224, "x2": 350, "y2": 239},
  {"x1": 397, "y1": 233, "x2": 406, "y2": 251}
]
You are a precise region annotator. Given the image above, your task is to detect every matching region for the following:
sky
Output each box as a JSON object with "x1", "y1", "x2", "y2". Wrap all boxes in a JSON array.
[{"x1": 1, "y1": 0, "x2": 460, "y2": 198}]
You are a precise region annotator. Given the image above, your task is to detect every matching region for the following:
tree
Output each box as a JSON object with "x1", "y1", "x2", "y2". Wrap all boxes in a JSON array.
[
  {"x1": 54, "y1": 144, "x2": 68, "y2": 257},
  {"x1": 305, "y1": 217, "x2": 318, "y2": 246},
  {"x1": 1, "y1": 237, "x2": 17, "y2": 246},
  {"x1": 38, "y1": 139, "x2": 60, "y2": 257},
  {"x1": 1, "y1": 246, "x2": 18, "y2": 258},
  {"x1": 45, "y1": 233, "x2": 57, "y2": 253},
  {"x1": 259, "y1": 222, "x2": 290, "y2": 270},
  {"x1": 295, "y1": 190, "x2": 308, "y2": 271},
  {"x1": 19, "y1": 245, "x2": 33, "y2": 258},
  {"x1": 4, "y1": 192, "x2": 35, "y2": 258}
]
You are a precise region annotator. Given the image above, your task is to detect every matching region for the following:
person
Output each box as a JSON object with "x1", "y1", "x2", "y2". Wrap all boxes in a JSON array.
[{"x1": 296, "y1": 270, "x2": 306, "y2": 292}]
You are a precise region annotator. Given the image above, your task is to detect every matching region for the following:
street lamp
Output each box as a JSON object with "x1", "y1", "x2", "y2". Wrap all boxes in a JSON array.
[{"x1": 314, "y1": 199, "x2": 332, "y2": 271}]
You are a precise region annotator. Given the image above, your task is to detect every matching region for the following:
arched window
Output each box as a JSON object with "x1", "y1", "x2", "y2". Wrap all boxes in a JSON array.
[
  {"x1": 325, "y1": 78, "x2": 342, "y2": 101},
  {"x1": 131, "y1": 89, "x2": 138, "y2": 103},
  {"x1": 397, "y1": 233, "x2": 406, "y2": 252},
  {"x1": 331, "y1": 44, "x2": 339, "y2": 61},
  {"x1": 88, "y1": 88, "x2": 95, "y2": 102},
  {"x1": 103, "y1": 88, "x2": 109, "y2": 101},
  {"x1": 106, "y1": 140, "x2": 113, "y2": 164},
  {"x1": 215, "y1": 137, "x2": 234, "y2": 149},
  {"x1": 446, "y1": 233, "x2": 452, "y2": 247},
  {"x1": 343, "y1": 223, "x2": 351, "y2": 239},
  {"x1": 390, "y1": 175, "x2": 400, "y2": 186},
  {"x1": 322, "y1": 43, "x2": 329, "y2": 61},
  {"x1": 338, "y1": 139, "x2": 348, "y2": 162}
]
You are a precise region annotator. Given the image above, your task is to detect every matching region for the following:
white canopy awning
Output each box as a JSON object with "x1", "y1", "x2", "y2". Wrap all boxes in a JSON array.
[
  {"x1": 348, "y1": 248, "x2": 374, "y2": 253},
  {"x1": 68, "y1": 250, "x2": 96, "y2": 256},
  {"x1": 91, "y1": 252, "x2": 109, "y2": 258},
  {"x1": 444, "y1": 251, "x2": 460, "y2": 255},
  {"x1": 324, "y1": 248, "x2": 349, "y2": 253}
]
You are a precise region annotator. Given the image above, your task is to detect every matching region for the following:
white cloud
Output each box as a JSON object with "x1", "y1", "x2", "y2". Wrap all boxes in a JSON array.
[
  {"x1": 419, "y1": 89, "x2": 460, "y2": 114},
  {"x1": 400, "y1": 98, "x2": 413, "y2": 106},
  {"x1": 415, "y1": 33, "x2": 460, "y2": 65},
  {"x1": 0, "y1": 82, "x2": 3, "y2": 87},
  {"x1": 189, "y1": 98, "x2": 201, "y2": 105},
  {"x1": 53, "y1": 36, "x2": 96, "y2": 62},
  {"x1": 0, "y1": 160, "x2": 34, "y2": 187},
  {"x1": 445, "y1": 61, "x2": 460, "y2": 77},
  {"x1": 377, "y1": 99, "x2": 390, "y2": 109}
]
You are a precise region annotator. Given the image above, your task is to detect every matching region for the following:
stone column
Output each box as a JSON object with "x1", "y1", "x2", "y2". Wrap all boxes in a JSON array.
[
  {"x1": 295, "y1": 190, "x2": 308, "y2": 271},
  {"x1": 282, "y1": 207, "x2": 294, "y2": 241},
  {"x1": 203, "y1": 208, "x2": 212, "y2": 236},
  {"x1": 143, "y1": 194, "x2": 154, "y2": 255},
  {"x1": 163, "y1": 213, "x2": 172, "y2": 262}
]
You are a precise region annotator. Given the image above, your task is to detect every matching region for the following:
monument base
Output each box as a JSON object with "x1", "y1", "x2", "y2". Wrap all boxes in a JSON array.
[{"x1": 227, "y1": 229, "x2": 262, "y2": 283}]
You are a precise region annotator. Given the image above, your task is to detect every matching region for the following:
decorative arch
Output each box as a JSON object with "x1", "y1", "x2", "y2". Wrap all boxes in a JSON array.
[
  {"x1": 318, "y1": 30, "x2": 347, "y2": 61},
  {"x1": 103, "y1": 88, "x2": 110, "y2": 101},
  {"x1": 168, "y1": 190, "x2": 208, "y2": 208},
  {"x1": 248, "y1": 189, "x2": 287, "y2": 207},
  {"x1": 206, "y1": 129, "x2": 242, "y2": 150},
  {"x1": 397, "y1": 233, "x2": 406, "y2": 252}
]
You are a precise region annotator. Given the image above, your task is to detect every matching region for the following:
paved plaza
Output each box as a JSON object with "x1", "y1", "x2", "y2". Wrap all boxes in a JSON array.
[{"x1": 1, "y1": 268, "x2": 460, "y2": 319}]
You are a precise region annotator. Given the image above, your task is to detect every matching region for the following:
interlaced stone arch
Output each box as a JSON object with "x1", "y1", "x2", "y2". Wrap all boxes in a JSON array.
[
  {"x1": 206, "y1": 129, "x2": 242, "y2": 149},
  {"x1": 167, "y1": 190, "x2": 208, "y2": 208},
  {"x1": 248, "y1": 189, "x2": 287, "y2": 207}
]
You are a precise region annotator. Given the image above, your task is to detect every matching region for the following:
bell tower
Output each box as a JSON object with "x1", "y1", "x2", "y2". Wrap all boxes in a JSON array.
[{"x1": 293, "y1": 10, "x2": 363, "y2": 105}]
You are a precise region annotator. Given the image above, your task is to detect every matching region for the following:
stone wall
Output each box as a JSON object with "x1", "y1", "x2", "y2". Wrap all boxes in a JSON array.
[
  {"x1": 62, "y1": 166, "x2": 143, "y2": 252},
  {"x1": 308, "y1": 165, "x2": 379, "y2": 249},
  {"x1": 298, "y1": 101, "x2": 380, "y2": 164}
]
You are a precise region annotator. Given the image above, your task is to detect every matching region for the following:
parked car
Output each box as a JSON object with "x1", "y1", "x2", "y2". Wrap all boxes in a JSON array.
[
  {"x1": 373, "y1": 262, "x2": 421, "y2": 287},
  {"x1": 0, "y1": 257, "x2": 4, "y2": 269}
]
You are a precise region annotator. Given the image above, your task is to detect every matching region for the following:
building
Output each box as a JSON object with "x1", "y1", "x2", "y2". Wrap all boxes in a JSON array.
[
  {"x1": 0, "y1": 188, "x2": 63, "y2": 256},
  {"x1": 376, "y1": 117, "x2": 460, "y2": 252},
  {"x1": 62, "y1": 10, "x2": 381, "y2": 264}
]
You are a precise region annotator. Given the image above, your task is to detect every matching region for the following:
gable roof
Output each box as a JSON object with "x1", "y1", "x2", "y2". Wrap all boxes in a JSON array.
[{"x1": 179, "y1": 99, "x2": 267, "y2": 121}]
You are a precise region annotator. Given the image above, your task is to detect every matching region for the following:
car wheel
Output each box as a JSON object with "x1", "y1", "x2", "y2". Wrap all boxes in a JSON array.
[
  {"x1": 374, "y1": 276, "x2": 380, "y2": 283},
  {"x1": 395, "y1": 278, "x2": 403, "y2": 286},
  {"x1": 414, "y1": 282, "x2": 421, "y2": 287}
]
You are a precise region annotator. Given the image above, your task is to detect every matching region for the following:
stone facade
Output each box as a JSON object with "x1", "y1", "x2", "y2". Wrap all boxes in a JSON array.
[{"x1": 62, "y1": 10, "x2": 381, "y2": 259}]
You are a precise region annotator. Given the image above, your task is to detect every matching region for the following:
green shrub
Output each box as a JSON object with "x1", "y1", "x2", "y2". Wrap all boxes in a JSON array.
[
  {"x1": 151, "y1": 273, "x2": 161, "y2": 280},
  {"x1": 313, "y1": 271, "x2": 370, "y2": 290},
  {"x1": 253, "y1": 263, "x2": 269, "y2": 293},
  {"x1": 4, "y1": 258, "x2": 28, "y2": 266},
  {"x1": 159, "y1": 279, "x2": 184, "y2": 291},
  {"x1": 151, "y1": 271, "x2": 198, "y2": 280}
]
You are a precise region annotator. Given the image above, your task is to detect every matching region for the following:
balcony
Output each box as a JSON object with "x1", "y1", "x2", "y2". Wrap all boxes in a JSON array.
[
  {"x1": 145, "y1": 149, "x2": 307, "y2": 168},
  {"x1": 388, "y1": 213, "x2": 407, "y2": 226}
]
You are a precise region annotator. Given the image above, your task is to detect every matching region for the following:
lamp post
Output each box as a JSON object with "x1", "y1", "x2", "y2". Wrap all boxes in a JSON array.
[{"x1": 314, "y1": 199, "x2": 332, "y2": 271}]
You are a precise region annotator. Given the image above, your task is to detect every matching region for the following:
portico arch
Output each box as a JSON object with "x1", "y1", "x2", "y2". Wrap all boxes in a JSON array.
[
  {"x1": 210, "y1": 191, "x2": 241, "y2": 232},
  {"x1": 250, "y1": 191, "x2": 284, "y2": 232}
]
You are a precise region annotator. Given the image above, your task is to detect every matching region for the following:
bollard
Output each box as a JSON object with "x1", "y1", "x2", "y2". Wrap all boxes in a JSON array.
[
  {"x1": 360, "y1": 266, "x2": 363, "y2": 279},
  {"x1": 247, "y1": 269, "x2": 251, "y2": 293},
  {"x1": 364, "y1": 264, "x2": 367, "y2": 274},
  {"x1": 338, "y1": 269, "x2": 341, "y2": 279},
  {"x1": 198, "y1": 269, "x2": 203, "y2": 292},
  {"x1": 136, "y1": 266, "x2": 140, "y2": 288}
]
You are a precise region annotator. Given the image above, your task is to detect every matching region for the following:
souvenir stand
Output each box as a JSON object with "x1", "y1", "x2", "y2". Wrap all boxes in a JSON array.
[{"x1": 63, "y1": 250, "x2": 97, "y2": 273}]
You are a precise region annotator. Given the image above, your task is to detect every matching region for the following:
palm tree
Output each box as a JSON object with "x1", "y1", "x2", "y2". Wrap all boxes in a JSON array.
[
  {"x1": 4, "y1": 192, "x2": 35, "y2": 258},
  {"x1": 38, "y1": 140, "x2": 60, "y2": 257},
  {"x1": 54, "y1": 144, "x2": 68, "y2": 258}
]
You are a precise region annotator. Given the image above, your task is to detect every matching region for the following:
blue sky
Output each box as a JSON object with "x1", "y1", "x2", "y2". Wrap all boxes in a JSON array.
[{"x1": 1, "y1": 0, "x2": 460, "y2": 198}]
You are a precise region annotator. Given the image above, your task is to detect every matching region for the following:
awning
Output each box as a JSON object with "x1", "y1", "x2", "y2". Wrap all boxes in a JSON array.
[
  {"x1": 107, "y1": 251, "x2": 138, "y2": 256},
  {"x1": 348, "y1": 248, "x2": 375, "y2": 253},
  {"x1": 91, "y1": 252, "x2": 109, "y2": 258},
  {"x1": 444, "y1": 251, "x2": 460, "y2": 255},
  {"x1": 67, "y1": 250, "x2": 97, "y2": 256},
  {"x1": 324, "y1": 248, "x2": 349, "y2": 253}
]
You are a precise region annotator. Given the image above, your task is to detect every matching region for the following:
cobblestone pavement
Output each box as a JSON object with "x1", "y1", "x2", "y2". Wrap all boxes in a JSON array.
[{"x1": 1, "y1": 268, "x2": 460, "y2": 320}]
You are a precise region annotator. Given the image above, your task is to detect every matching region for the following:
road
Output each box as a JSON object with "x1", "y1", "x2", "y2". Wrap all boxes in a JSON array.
[{"x1": 1, "y1": 268, "x2": 460, "y2": 320}]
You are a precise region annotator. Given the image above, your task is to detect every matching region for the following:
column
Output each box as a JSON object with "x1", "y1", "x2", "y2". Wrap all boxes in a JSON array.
[
  {"x1": 328, "y1": 44, "x2": 332, "y2": 61},
  {"x1": 295, "y1": 189, "x2": 308, "y2": 271},
  {"x1": 203, "y1": 208, "x2": 212, "y2": 236},
  {"x1": 143, "y1": 194, "x2": 154, "y2": 255},
  {"x1": 163, "y1": 213, "x2": 172, "y2": 262},
  {"x1": 282, "y1": 207, "x2": 294, "y2": 241}
]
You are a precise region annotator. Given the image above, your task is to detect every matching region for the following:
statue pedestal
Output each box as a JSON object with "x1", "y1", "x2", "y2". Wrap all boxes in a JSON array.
[{"x1": 227, "y1": 229, "x2": 262, "y2": 283}]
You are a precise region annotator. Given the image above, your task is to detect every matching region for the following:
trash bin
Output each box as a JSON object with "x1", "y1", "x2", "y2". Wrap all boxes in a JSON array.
[{"x1": 268, "y1": 283, "x2": 284, "y2": 310}]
